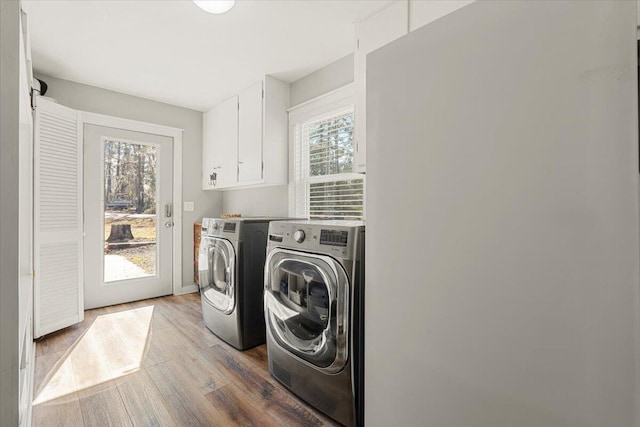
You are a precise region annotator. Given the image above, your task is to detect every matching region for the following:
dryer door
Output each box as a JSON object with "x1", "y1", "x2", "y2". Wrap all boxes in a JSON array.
[
  {"x1": 198, "y1": 236, "x2": 236, "y2": 314},
  {"x1": 265, "y1": 249, "x2": 349, "y2": 373}
]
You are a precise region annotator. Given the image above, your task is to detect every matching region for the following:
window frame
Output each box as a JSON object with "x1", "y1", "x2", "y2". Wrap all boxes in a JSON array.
[{"x1": 288, "y1": 84, "x2": 364, "y2": 220}]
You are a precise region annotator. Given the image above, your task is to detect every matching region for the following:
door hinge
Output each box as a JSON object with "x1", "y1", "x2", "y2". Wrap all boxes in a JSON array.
[{"x1": 356, "y1": 38, "x2": 359, "y2": 50}]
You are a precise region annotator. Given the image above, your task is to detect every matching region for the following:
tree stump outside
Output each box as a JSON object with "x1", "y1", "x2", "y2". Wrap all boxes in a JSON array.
[{"x1": 107, "y1": 224, "x2": 134, "y2": 242}]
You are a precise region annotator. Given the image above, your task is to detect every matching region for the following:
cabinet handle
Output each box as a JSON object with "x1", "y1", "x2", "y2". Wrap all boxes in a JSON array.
[{"x1": 238, "y1": 161, "x2": 244, "y2": 165}]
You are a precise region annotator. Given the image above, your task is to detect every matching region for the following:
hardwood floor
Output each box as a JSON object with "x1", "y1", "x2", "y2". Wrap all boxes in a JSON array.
[{"x1": 32, "y1": 293, "x2": 339, "y2": 427}]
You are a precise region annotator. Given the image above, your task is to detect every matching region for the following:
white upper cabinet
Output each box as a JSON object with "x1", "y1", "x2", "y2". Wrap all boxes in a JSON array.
[
  {"x1": 261, "y1": 76, "x2": 289, "y2": 187},
  {"x1": 217, "y1": 96, "x2": 240, "y2": 187},
  {"x1": 202, "y1": 76, "x2": 289, "y2": 190},
  {"x1": 353, "y1": 1, "x2": 477, "y2": 173},
  {"x1": 354, "y1": 0, "x2": 409, "y2": 173},
  {"x1": 202, "y1": 109, "x2": 216, "y2": 189},
  {"x1": 238, "y1": 81, "x2": 263, "y2": 183},
  {"x1": 203, "y1": 95, "x2": 238, "y2": 189}
]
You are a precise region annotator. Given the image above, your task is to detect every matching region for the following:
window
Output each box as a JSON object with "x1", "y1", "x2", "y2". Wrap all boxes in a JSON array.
[{"x1": 289, "y1": 85, "x2": 364, "y2": 220}]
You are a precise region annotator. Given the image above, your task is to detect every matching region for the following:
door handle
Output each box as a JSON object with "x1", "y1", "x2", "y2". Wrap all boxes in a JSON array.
[
  {"x1": 165, "y1": 221, "x2": 174, "y2": 228},
  {"x1": 165, "y1": 203, "x2": 172, "y2": 218}
]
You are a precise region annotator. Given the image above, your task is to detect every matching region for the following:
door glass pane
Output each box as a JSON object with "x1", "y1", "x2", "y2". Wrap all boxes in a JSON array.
[
  {"x1": 103, "y1": 138, "x2": 158, "y2": 282},
  {"x1": 266, "y1": 253, "x2": 338, "y2": 367},
  {"x1": 201, "y1": 239, "x2": 235, "y2": 313},
  {"x1": 275, "y1": 260, "x2": 330, "y2": 338}
]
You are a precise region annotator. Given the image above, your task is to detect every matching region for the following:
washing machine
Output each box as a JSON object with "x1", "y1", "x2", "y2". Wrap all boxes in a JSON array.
[
  {"x1": 264, "y1": 220, "x2": 365, "y2": 427},
  {"x1": 198, "y1": 217, "x2": 290, "y2": 350}
]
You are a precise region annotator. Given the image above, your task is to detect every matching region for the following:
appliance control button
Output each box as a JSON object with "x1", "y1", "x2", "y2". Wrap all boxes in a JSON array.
[
  {"x1": 293, "y1": 230, "x2": 306, "y2": 243},
  {"x1": 212, "y1": 223, "x2": 219, "y2": 231}
]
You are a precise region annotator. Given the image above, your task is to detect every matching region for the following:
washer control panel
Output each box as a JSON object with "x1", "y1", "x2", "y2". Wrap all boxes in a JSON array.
[
  {"x1": 319, "y1": 229, "x2": 348, "y2": 247},
  {"x1": 267, "y1": 222, "x2": 363, "y2": 260}
]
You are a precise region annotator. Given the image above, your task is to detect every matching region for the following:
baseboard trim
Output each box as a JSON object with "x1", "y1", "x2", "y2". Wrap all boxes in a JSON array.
[{"x1": 175, "y1": 285, "x2": 199, "y2": 295}]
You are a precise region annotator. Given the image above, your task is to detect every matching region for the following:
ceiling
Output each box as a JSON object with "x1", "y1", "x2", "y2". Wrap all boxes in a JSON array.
[{"x1": 22, "y1": 0, "x2": 390, "y2": 112}]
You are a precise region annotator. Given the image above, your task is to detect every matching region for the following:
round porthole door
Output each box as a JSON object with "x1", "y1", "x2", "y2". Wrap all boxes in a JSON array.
[
  {"x1": 199, "y1": 236, "x2": 236, "y2": 314},
  {"x1": 265, "y1": 249, "x2": 349, "y2": 373}
]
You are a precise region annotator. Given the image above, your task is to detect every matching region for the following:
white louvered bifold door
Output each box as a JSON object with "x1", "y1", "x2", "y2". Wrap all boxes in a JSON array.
[{"x1": 33, "y1": 97, "x2": 83, "y2": 338}]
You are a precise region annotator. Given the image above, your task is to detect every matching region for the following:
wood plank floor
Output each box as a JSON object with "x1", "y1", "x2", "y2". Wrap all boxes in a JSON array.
[{"x1": 32, "y1": 293, "x2": 339, "y2": 427}]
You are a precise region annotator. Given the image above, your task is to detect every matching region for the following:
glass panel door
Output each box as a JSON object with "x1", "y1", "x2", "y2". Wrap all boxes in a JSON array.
[{"x1": 83, "y1": 124, "x2": 173, "y2": 310}]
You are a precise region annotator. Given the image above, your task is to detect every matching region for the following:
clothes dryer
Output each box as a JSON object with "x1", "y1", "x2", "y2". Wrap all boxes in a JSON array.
[{"x1": 264, "y1": 220, "x2": 365, "y2": 426}]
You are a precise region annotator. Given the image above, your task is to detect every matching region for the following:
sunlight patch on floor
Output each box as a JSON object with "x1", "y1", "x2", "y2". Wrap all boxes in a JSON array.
[{"x1": 34, "y1": 305, "x2": 154, "y2": 404}]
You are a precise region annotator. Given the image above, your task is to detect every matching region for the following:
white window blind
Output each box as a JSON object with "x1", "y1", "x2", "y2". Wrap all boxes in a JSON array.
[{"x1": 291, "y1": 100, "x2": 364, "y2": 220}]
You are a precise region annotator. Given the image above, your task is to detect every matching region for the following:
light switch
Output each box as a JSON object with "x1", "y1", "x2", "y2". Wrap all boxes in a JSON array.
[{"x1": 183, "y1": 201, "x2": 194, "y2": 212}]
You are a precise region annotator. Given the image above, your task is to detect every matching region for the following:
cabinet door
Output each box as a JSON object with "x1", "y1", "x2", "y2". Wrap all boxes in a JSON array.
[
  {"x1": 354, "y1": 0, "x2": 408, "y2": 172},
  {"x1": 202, "y1": 109, "x2": 216, "y2": 189},
  {"x1": 214, "y1": 96, "x2": 239, "y2": 188},
  {"x1": 238, "y1": 81, "x2": 263, "y2": 182},
  {"x1": 219, "y1": 96, "x2": 238, "y2": 187}
]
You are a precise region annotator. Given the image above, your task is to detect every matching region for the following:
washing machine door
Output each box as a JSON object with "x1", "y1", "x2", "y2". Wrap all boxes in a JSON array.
[
  {"x1": 265, "y1": 248, "x2": 349, "y2": 373},
  {"x1": 198, "y1": 236, "x2": 236, "y2": 314}
]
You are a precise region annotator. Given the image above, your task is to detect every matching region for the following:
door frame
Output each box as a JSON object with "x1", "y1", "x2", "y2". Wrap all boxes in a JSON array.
[{"x1": 78, "y1": 111, "x2": 185, "y2": 296}]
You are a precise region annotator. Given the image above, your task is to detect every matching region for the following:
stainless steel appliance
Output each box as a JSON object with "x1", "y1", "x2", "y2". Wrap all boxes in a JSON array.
[
  {"x1": 264, "y1": 220, "x2": 365, "y2": 427},
  {"x1": 198, "y1": 217, "x2": 290, "y2": 350}
]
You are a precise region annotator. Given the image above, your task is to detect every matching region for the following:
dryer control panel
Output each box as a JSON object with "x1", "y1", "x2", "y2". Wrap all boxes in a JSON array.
[{"x1": 201, "y1": 218, "x2": 239, "y2": 240}]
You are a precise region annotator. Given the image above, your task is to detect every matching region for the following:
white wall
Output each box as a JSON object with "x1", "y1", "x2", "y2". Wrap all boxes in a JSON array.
[
  {"x1": 409, "y1": 0, "x2": 474, "y2": 32},
  {"x1": 0, "y1": 1, "x2": 21, "y2": 425},
  {"x1": 221, "y1": 186, "x2": 289, "y2": 217},
  {"x1": 366, "y1": 1, "x2": 639, "y2": 426},
  {"x1": 221, "y1": 54, "x2": 355, "y2": 216},
  {"x1": 290, "y1": 53, "x2": 354, "y2": 107},
  {"x1": 35, "y1": 74, "x2": 222, "y2": 290}
]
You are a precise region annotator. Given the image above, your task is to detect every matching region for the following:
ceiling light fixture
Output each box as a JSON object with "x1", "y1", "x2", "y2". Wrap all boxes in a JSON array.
[{"x1": 193, "y1": 0, "x2": 235, "y2": 14}]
